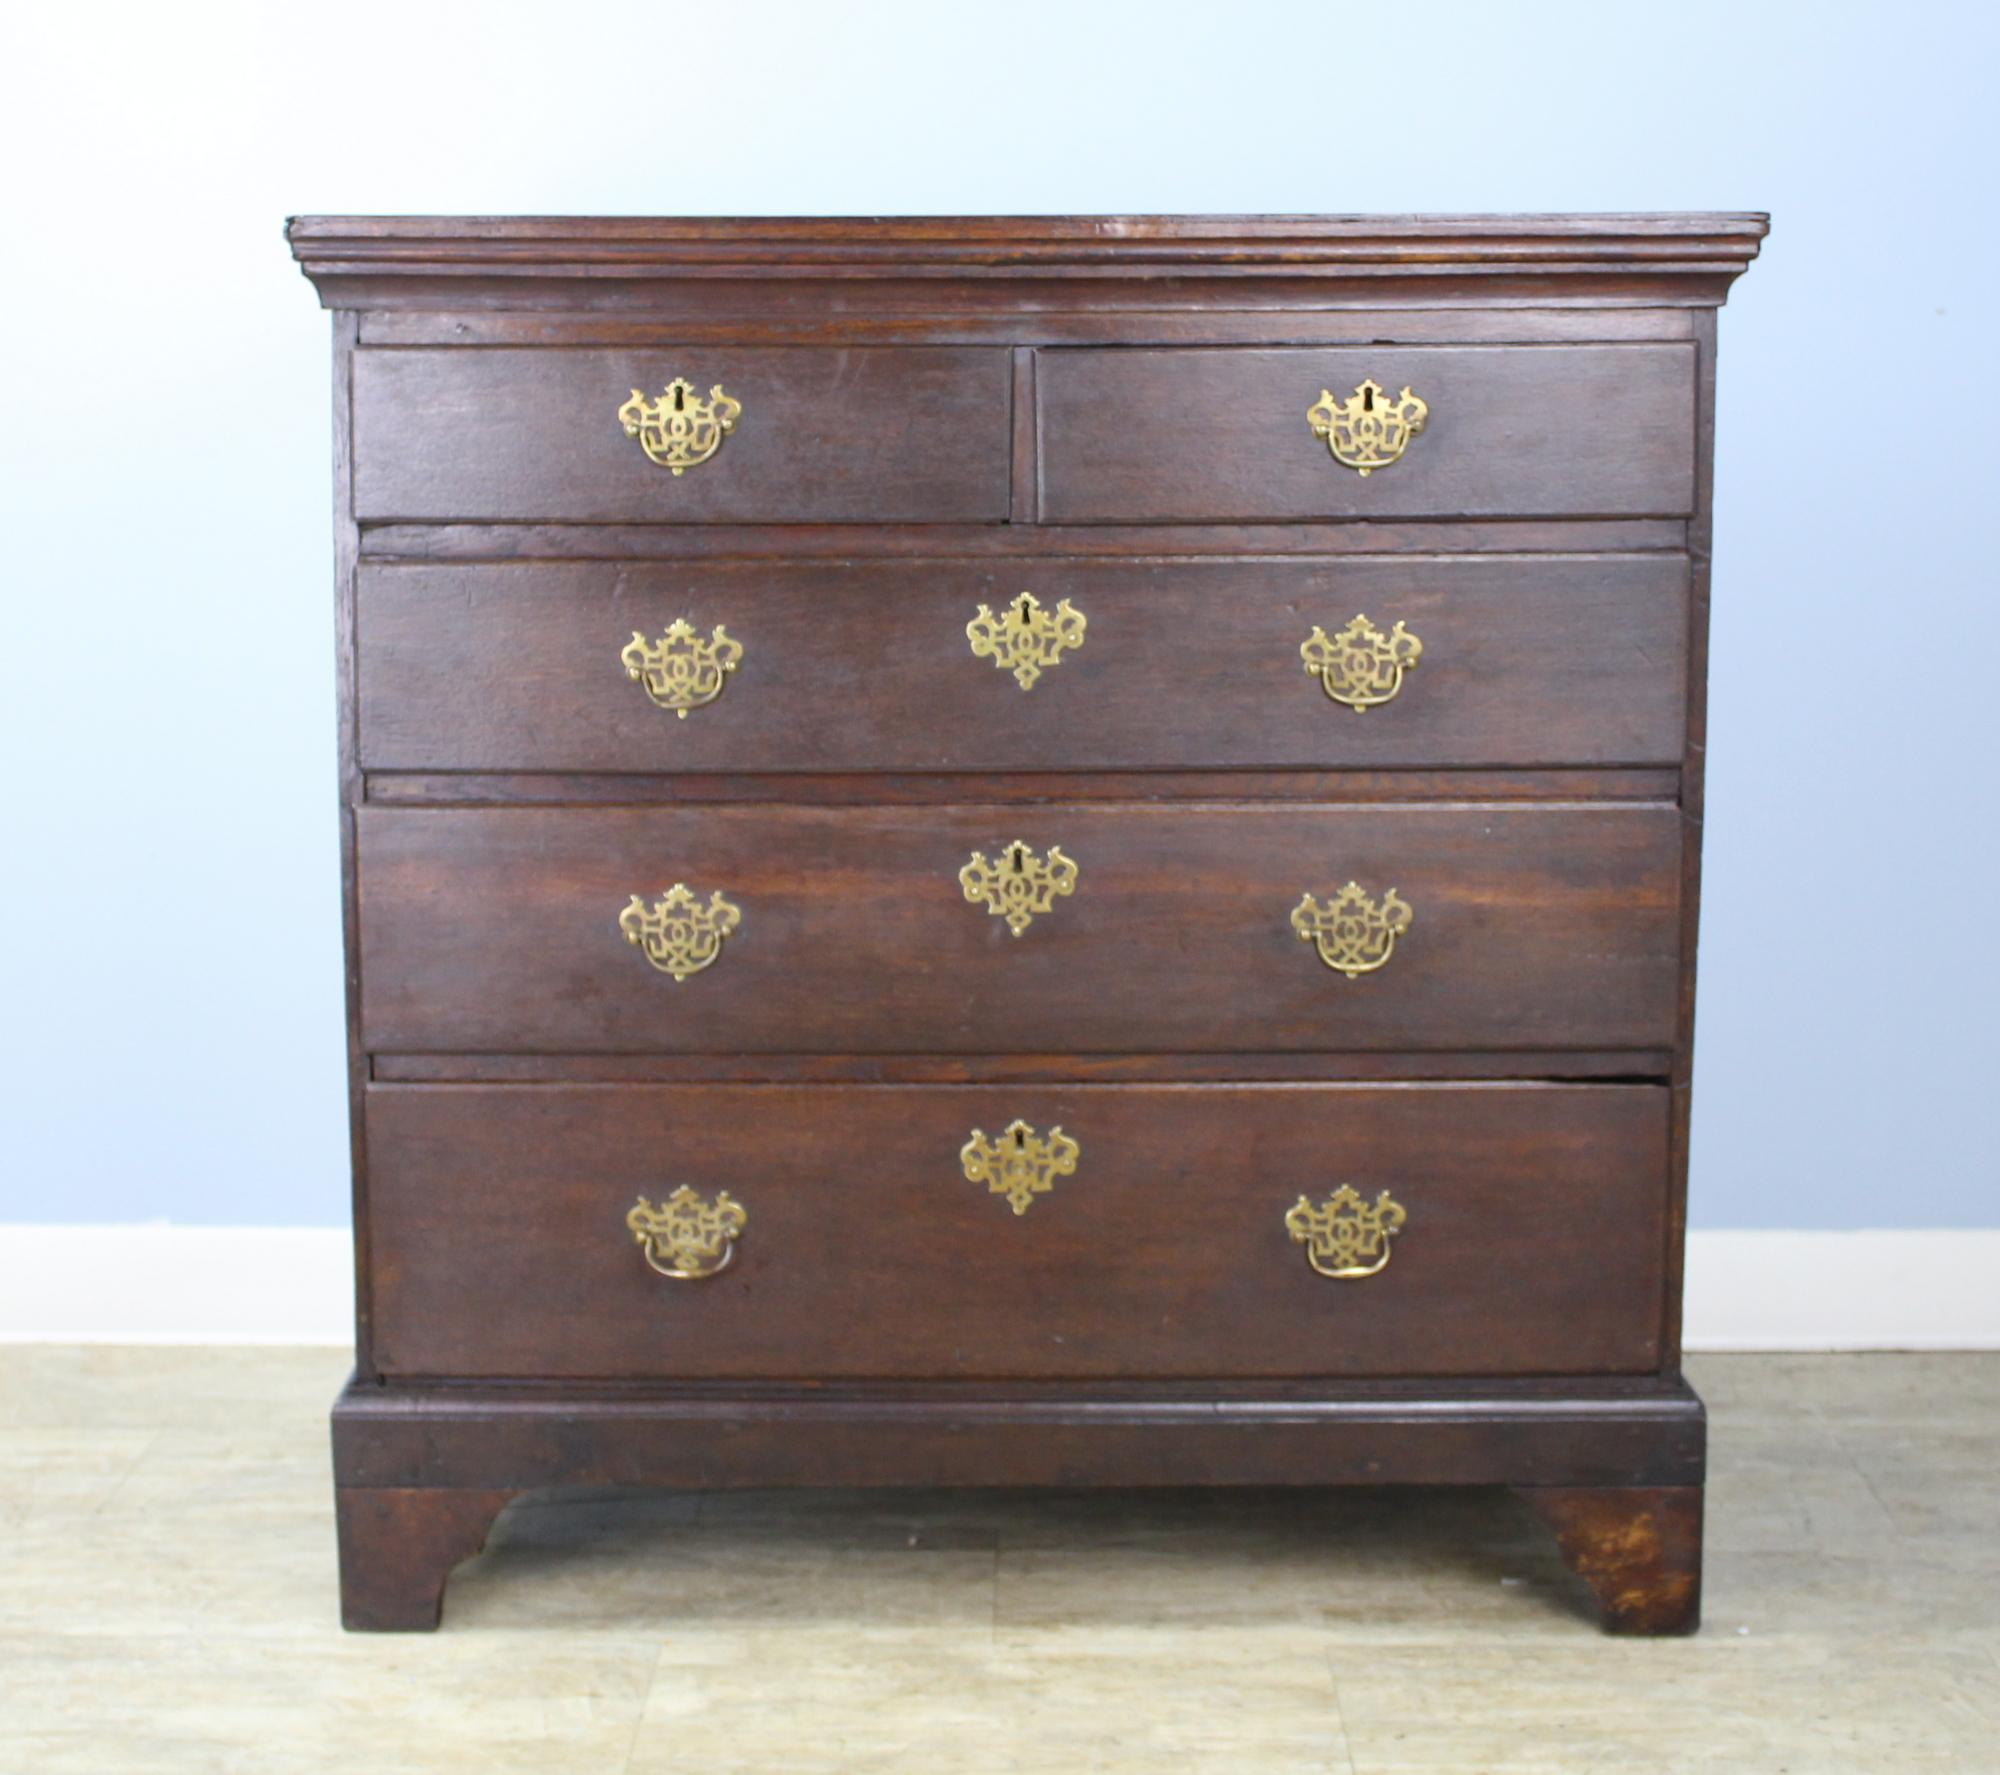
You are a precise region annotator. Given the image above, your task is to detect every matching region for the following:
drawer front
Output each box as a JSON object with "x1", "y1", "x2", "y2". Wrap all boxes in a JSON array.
[
  {"x1": 357, "y1": 803, "x2": 1680, "y2": 1054},
  {"x1": 1038, "y1": 345, "x2": 1696, "y2": 522},
  {"x1": 357, "y1": 555, "x2": 1689, "y2": 774},
  {"x1": 364, "y1": 1082, "x2": 1669, "y2": 1380},
  {"x1": 352, "y1": 347, "x2": 1012, "y2": 522}
]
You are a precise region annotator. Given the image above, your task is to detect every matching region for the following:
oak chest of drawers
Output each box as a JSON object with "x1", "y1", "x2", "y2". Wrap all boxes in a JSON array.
[{"x1": 290, "y1": 212, "x2": 1766, "y2": 1633}]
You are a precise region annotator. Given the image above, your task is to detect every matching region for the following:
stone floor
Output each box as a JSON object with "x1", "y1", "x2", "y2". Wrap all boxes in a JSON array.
[{"x1": 0, "y1": 1350, "x2": 1995, "y2": 1773}]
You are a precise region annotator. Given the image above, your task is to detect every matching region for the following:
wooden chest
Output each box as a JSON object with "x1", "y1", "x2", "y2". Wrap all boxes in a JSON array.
[{"x1": 291, "y1": 213, "x2": 1765, "y2": 1633}]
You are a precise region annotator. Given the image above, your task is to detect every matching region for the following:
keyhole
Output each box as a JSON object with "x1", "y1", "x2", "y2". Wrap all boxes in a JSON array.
[
  {"x1": 672, "y1": 385, "x2": 686, "y2": 412},
  {"x1": 1362, "y1": 385, "x2": 1375, "y2": 412},
  {"x1": 1014, "y1": 1127, "x2": 1026, "y2": 1149},
  {"x1": 1010, "y1": 845, "x2": 1025, "y2": 874}
]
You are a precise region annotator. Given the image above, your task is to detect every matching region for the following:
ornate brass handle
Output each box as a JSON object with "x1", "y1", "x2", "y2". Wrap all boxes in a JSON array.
[
  {"x1": 619, "y1": 884, "x2": 742, "y2": 981},
  {"x1": 1301, "y1": 614, "x2": 1422, "y2": 711},
  {"x1": 621, "y1": 621, "x2": 743, "y2": 717},
  {"x1": 617, "y1": 378, "x2": 741, "y2": 474},
  {"x1": 966, "y1": 592, "x2": 1087, "y2": 689},
  {"x1": 1306, "y1": 379, "x2": 1427, "y2": 475},
  {"x1": 1291, "y1": 883, "x2": 1413, "y2": 978},
  {"x1": 959, "y1": 841, "x2": 1079, "y2": 937},
  {"x1": 1285, "y1": 1186, "x2": 1407, "y2": 1279},
  {"x1": 627, "y1": 1187, "x2": 747, "y2": 1279},
  {"x1": 960, "y1": 1120, "x2": 1080, "y2": 1216}
]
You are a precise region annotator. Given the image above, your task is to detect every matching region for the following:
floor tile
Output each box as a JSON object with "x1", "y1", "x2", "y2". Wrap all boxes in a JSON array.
[
  {"x1": 1700, "y1": 1351, "x2": 2000, "y2": 1423},
  {"x1": 1702, "y1": 1547, "x2": 2000, "y2": 1640},
  {"x1": 0, "y1": 1629, "x2": 658, "y2": 1775},
  {"x1": 0, "y1": 1345, "x2": 350, "y2": 1432},
  {"x1": 1701, "y1": 1421, "x2": 1901, "y2": 1554},
  {"x1": 0, "y1": 1428, "x2": 156, "y2": 1527},
  {"x1": 1834, "y1": 1424, "x2": 2000, "y2": 1556},
  {"x1": 629, "y1": 1625, "x2": 1350, "y2": 1775},
  {"x1": 1331, "y1": 1640, "x2": 2000, "y2": 1773},
  {"x1": 0, "y1": 1500, "x2": 339, "y2": 1639}
]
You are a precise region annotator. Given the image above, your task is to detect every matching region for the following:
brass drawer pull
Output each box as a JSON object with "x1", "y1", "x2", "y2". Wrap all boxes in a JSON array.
[
  {"x1": 1301, "y1": 614, "x2": 1422, "y2": 712},
  {"x1": 960, "y1": 1120, "x2": 1080, "y2": 1216},
  {"x1": 621, "y1": 621, "x2": 743, "y2": 716},
  {"x1": 627, "y1": 1187, "x2": 746, "y2": 1279},
  {"x1": 617, "y1": 378, "x2": 741, "y2": 474},
  {"x1": 1291, "y1": 882, "x2": 1413, "y2": 978},
  {"x1": 1285, "y1": 1186, "x2": 1407, "y2": 1279},
  {"x1": 966, "y1": 592, "x2": 1087, "y2": 689},
  {"x1": 1307, "y1": 379, "x2": 1427, "y2": 475},
  {"x1": 619, "y1": 884, "x2": 742, "y2": 981},
  {"x1": 959, "y1": 841, "x2": 1078, "y2": 937}
]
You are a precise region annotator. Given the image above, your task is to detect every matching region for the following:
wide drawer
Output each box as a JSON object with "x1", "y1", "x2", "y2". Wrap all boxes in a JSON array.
[
  {"x1": 1038, "y1": 345, "x2": 1697, "y2": 522},
  {"x1": 357, "y1": 555, "x2": 1689, "y2": 773},
  {"x1": 351, "y1": 347, "x2": 1012, "y2": 522},
  {"x1": 356, "y1": 803, "x2": 1681, "y2": 1054},
  {"x1": 364, "y1": 1082, "x2": 1670, "y2": 1380}
]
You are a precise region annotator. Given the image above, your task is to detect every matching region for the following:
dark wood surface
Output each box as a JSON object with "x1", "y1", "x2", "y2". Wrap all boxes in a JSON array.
[
  {"x1": 329, "y1": 312, "x2": 376, "y2": 1369},
  {"x1": 356, "y1": 555, "x2": 1689, "y2": 774},
  {"x1": 1038, "y1": 347, "x2": 1697, "y2": 522},
  {"x1": 291, "y1": 211, "x2": 1770, "y2": 267},
  {"x1": 1519, "y1": 1485, "x2": 1704, "y2": 1634},
  {"x1": 364, "y1": 1080, "x2": 1669, "y2": 1380},
  {"x1": 357, "y1": 306, "x2": 1704, "y2": 349},
  {"x1": 353, "y1": 347, "x2": 1012, "y2": 523},
  {"x1": 294, "y1": 212, "x2": 1765, "y2": 1632},
  {"x1": 289, "y1": 212, "x2": 1768, "y2": 312},
  {"x1": 335, "y1": 1486, "x2": 516, "y2": 1631},
  {"x1": 333, "y1": 1373, "x2": 1708, "y2": 1493},
  {"x1": 359, "y1": 517, "x2": 1692, "y2": 560},
  {"x1": 329, "y1": 1374, "x2": 1706, "y2": 1630},
  {"x1": 355, "y1": 802, "x2": 1682, "y2": 1055},
  {"x1": 368, "y1": 1049, "x2": 1675, "y2": 1084},
  {"x1": 363, "y1": 768, "x2": 1682, "y2": 808},
  {"x1": 1664, "y1": 308, "x2": 1723, "y2": 1360}
]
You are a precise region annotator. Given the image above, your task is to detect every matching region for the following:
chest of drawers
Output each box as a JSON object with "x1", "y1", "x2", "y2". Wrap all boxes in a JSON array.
[{"x1": 291, "y1": 212, "x2": 1765, "y2": 1633}]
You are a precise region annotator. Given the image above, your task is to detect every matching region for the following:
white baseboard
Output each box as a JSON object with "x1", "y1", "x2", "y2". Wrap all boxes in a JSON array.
[
  {"x1": 1, "y1": 1226, "x2": 1996, "y2": 1350},
  {"x1": 0, "y1": 1227, "x2": 355, "y2": 1345},
  {"x1": 1680, "y1": 1229, "x2": 2000, "y2": 1351}
]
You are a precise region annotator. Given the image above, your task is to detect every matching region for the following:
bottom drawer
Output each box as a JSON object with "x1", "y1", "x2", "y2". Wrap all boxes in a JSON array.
[{"x1": 365, "y1": 1083, "x2": 1670, "y2": 1381}]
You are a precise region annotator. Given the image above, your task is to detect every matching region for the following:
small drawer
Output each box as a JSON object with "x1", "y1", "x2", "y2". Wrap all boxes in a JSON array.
[
  {"x1": 356, "y1": 554, "x2": 1689, "y2": 774},
  {"x1": 1037, "y1": 344, "x2": 1697, "y2": 522},
  {"x1": 363, "y1": 1081, "x2": 1670, "y2": 1380},
  {"x1": 352, "y1": 346, "x2": 1013, "y2": 523},
  {"x1": 355, "y1": 802, "x2": 1682, "y2": 1056}
]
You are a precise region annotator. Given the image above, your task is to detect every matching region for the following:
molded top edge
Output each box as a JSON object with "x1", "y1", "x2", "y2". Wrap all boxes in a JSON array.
[
  {"x1": 289, "y1": 210, "x2": 1768, "y2": 237},
  {"x1": 289, "y1": 212, "x2": 1765, "y2": 262},
  {"x1": 288, "y1": 213, "x2": 1767, "y2": 309}
]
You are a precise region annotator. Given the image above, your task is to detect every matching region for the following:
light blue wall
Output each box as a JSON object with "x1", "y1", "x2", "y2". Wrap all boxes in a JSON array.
[{"x1": 2, "y1": 1, "x2": 1993, "y2": 1227}]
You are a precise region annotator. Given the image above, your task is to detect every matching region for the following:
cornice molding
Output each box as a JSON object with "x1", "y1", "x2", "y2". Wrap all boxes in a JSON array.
[{"x1": 287, "y1": 213, "x2": 1768, "y2": 311}]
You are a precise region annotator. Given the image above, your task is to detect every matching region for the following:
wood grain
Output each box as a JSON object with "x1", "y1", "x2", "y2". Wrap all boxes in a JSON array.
[
  {"x1": 363, "y1": 1082, "x2": 1670, "y2": 1381},
  {"x1": 335, "y1": 1486, "x2": 516, "y2": 1631},
  {"x1": 368, "y1": 1049, "x2": 1675, "y2": 1085},
  {"x1": 362, "y1": 769, "x2": 1683, "y2": 808},
  {"x1": 1519, "y1": 1484, "x2": 1704, "y2": 1634},
  {"x1": 356, "y1": 306, "x2": 1704, "y2": 349},
  {"x1": 355, "y1": 555, "x2": 1689, "y2": 775},
  {"x1": 355, "y1": 802, "x2": 1682, "y2": 1055},
  {"x1": 1039, "y1": 346, "x2": 1698, "y2": 522},
  {"x1": 333, "y1": 1372, "x2": 1709, "y2": 1491},
  {"x1": 290, "y1": 212, "x2": 1768, "y2": 313},
  {"x1": 352, "y1": 346, "x2": 1011, "y2": 523},
  {"x1": 293, "y1": 212, "x2": 1765, "y2": 1633},
  {"x1": 358, "y1": 519, "x2": 1692, "y2": 561}
]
